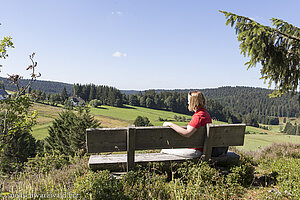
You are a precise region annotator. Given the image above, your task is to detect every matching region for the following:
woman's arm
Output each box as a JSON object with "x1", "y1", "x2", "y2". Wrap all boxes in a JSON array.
[{"x1": 163, "y1": 122, "x2": 197, "y2": 138}]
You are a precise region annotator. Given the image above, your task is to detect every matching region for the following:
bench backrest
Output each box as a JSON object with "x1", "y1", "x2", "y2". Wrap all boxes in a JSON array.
[
  {"x1": 86, "y1": 126, "x2": 206, "y2": 153},
  {"x1": 86, "y1": 124, "x2": 246, "y2": 171}
]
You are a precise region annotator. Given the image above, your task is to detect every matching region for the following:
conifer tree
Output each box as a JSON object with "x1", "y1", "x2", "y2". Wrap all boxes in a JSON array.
[
  {"x1": 61, "y1": 86, "x2": 68, "y2": 102},
  {"x1": 44, "y1": 107, "x2": 100, "y2": 156},
  {"x1": 220, "y1": 10, "x2": 300, "y2": 101},
  {"x1": 0, "y1": 81, "x2": 4, "y2": 89}
]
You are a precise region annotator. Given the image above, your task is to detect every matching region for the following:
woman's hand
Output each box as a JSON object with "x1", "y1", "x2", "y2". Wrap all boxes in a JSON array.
[{"x1": 163, "y1": 122, "x2": 173, "y2": 127}]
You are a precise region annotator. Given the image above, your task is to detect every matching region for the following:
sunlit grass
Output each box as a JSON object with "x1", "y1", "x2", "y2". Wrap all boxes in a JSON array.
[
  {"x1": 237, "y1": 134, "x2": 300, "y2": 151},
  {"x1": 90, "y1": 105, "x2": 193, "y2": 123},
  {"x1": 31, "y1": 103, "x2": 300, "y2": 152}
]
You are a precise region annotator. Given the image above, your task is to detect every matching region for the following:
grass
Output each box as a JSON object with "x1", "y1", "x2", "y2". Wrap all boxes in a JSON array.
[
  {"x1": 31, "y1": 103, "x2": 132, "y2": 139},
  {"x1": 32, "y1": 122, "x2": 52, "y2": 140},
  {"x1": 90, "y1": 105, "x2": 192, "y2": 126},
  {"x1": 237, "y1": 134, "x2": 300, "y2": 151},
  {"x1": 30, "y1": 103, "x2": 64, "y2": 140},
  {"x1": 31, "y1": 103, "x2": 300, "y2": 152},
  {"x1": 3, "y1": 143, "x2": 299, "y2": 199}
]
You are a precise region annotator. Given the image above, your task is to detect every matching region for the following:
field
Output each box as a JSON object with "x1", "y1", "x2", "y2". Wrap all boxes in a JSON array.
[{"x1": 31, "y1": 103, "x2": 300, "y2": 151}]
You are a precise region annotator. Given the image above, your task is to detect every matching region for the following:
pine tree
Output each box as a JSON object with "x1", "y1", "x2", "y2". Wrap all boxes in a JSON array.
[
  {"x1": 129, "y1": 94, "x2": 139, "y2": 106},
  {"x1": 220, "y1": 10, "x2": 300, "y2": 101},
  {"x1": 0, "y1": 81, "x2": 5, "y2": 89},
  {"x1": 44, "y1": 108, "x2": 100, "y2": 156},
  {"x1": 61, "y1": 86, "x2": 68, "y2": 102}
]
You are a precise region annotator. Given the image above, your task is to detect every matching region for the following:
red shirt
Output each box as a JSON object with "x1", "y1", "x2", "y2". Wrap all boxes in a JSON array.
[
  {"x1": 188, "y1": 108, "x2": 212, "y2": 152},
  {"x1": 188, "y1": 108, "x2": 212, "y2": 129}
]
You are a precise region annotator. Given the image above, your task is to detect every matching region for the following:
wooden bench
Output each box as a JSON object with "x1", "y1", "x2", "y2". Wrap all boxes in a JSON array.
[{"x1": 86, "y1": 124, "x2": 246, "y2": 172}]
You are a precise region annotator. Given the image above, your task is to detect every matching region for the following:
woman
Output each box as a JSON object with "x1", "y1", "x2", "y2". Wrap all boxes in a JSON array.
[{"x1": 162, "y1": 91, "x2": 212, "y2": 157}]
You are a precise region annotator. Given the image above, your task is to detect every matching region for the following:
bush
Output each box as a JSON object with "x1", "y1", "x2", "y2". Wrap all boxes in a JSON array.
[
  {"x1": 122, "y1": 164, "x2": 170, "y2": 199},
  {"x1": 169, "y1": 161, "x2": 245, "y2": 199},
  {"x1": 73, "y1": 170, "x2": 130, "y2": 200},
  {"x1": 0, "y1": 96, "x2": 38, "y2": 174},
  {"x1": 259, "y1": 158, "x2": 300, "y2": 199},
  {"x1": 64, "y1": 99, "x2": 74, "y2": 109},
  {"x1": 226, "y1": 156, "x2": 255, "y2": 187},
  {"x1": 0, "y1": 129, "x2": 37, "y2": 174},
  {"x1": 1, "y1": 157, "x2": 89, "y2": 199},
  {"x1": 254, "y1": 143, "x2": 300, "y2": 160},
  {"x1": 89, "y1": 99, "x2": 102, "y2": 108},
  {"x1": 24, "y1": 152, "x2": 70, "y2": 174},
  {"x1": 133, "y1": 116, "x2": 153, "y2": 126}
]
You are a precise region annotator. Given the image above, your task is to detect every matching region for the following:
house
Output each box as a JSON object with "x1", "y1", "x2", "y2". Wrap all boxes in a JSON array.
[
  {"x1": 69, "y1": 96, "x2": 85, "y2": 106},
  {"x1": 0, "y1": 89, "x2": 8, "y2": 100}
]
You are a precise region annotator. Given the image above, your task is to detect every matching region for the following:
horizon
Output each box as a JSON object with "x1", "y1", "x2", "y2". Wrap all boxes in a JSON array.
[
  {"x1": 1, "y1": 1, "x2": 299, "y2": 90},
  {"x1": 0, "y1": 75, "x2": 275, "y2": 92}
]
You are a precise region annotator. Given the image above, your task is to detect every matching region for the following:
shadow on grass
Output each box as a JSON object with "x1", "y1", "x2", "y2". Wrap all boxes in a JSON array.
[
  {"x1": 121, "y1": 105, "x2": 136, "y2": 109},
  {"x1": 96, "y1": 106, "x2": 108, "y2": 110}
]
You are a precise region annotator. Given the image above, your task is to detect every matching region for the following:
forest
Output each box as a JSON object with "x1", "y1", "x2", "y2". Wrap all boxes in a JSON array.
[{"x1": 2, "y1": 78, "x2": 298, "y2": 127}]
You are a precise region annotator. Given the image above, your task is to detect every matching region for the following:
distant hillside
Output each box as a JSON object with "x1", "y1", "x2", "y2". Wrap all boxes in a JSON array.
[
  {"x1": 0, "y1": 77, "x2": 73, "y2": 94},
  {"x1": 2, "y1": 76, "x2": 298, "y2": 118},
  {"x1": 123, "y1": 86, "x2": 299, "y2": 118}
]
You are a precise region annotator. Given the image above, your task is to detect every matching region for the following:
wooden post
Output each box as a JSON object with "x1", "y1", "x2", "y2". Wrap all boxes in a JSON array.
[
  {"x1": 202, "y1": 124, "x2": 212, "y2": 161},
  {"x1": 127, "y1": 126, "x2": 136, "y2": 171}
]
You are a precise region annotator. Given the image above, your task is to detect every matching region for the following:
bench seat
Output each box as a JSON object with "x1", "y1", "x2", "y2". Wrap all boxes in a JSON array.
[{"x1": 89, "y1": 152, "x2": 240, "y2": 171}]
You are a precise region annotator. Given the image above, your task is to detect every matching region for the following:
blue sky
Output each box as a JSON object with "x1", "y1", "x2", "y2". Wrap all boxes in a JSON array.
[{"x1": 1, "y1": 0, "x2": 299, "y2": 90}]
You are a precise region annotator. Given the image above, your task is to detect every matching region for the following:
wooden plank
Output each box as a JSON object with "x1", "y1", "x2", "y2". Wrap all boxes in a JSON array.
[
  {"x1": 127, "y1": 127, "x2": 136, "y2": 171},
  {"x1": 89, "y1": 153, "x2": 194, "y2": 171},
  {"x1": 88, "y1": 151, "x2": 240, "y2": 171},
  {"x1": 86, "y1": 124, "x2": 245, "y2": 154},
  {"x1": 207, "y1": 124, "x2": 246, "y2": 147},
  {"x1": 203, "y1": 125, "x2": 213, "y2": 160},
  {"x1": 86, "y1": 128, "x2": 127, "y2": 153},
  {"x1": 134, "y1": 126, "x2": 206, "y2": 150}
]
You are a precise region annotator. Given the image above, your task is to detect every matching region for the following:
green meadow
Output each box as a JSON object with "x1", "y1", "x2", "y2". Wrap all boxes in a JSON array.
[
  {"x1": 90, "y1": 105, "x2": 193, "y2": 126},
  {"x1": 31, "y1": 103, "x2": 300, "y2": 151},
  {"x1": 237, "y1": 134, "x2": 299, "y2": 151}
]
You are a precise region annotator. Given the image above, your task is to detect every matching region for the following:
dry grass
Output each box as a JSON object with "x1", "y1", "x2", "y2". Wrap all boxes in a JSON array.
[
  {"x1": 30, "y1": 103, "x2": 63, "y2": 125},
  {"x1": 30, "y1": 103, "x2": 130, "y2": 139},
  {"x1": 93, "y1": 115, "x2": 130, "y2": 128}
]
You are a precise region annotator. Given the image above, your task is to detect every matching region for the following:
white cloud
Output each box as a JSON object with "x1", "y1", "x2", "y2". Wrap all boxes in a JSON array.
[
  {"x1": 112, "y1": 11, "x2": 122, "y2": 16},
  {"x1": 113, "y1": 51, "x2": 127, "y2": 57}
]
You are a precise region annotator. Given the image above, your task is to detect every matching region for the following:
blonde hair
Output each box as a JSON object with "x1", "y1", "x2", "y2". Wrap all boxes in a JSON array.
[{"x1": 188, "y1": 91, "x2": 205, "y2": 111}]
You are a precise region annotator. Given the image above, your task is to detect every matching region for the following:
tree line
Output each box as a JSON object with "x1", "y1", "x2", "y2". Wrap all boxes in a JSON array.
[
  {"x1": 4, "y1": 79, "x2": 298, "y2": 126},
  {"x1": 72, "y1": 83, "x2": 123, "y2": 107},
  {"x1": 25, "y1": 85, "x2": 298, "y2": 127}
]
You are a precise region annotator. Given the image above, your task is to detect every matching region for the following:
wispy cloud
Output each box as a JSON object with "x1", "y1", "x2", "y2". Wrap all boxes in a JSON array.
[
  {"x1": 112, "y1": 51, "x2": 127, "y2": 57},
  {"x1": 111, "y1": 11, "x2": 123, "y2": 16}
]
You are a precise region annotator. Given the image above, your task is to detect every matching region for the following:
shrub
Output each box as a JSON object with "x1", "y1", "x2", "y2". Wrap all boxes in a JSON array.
[
  {"x1": 226, "y1": 156, "x2": 255, "y2": 187},
  {"x1": 255, "y1": 143, "x2": 300, "y2": 161},
  {"x1": 73, "y1": 170, "x2": 130, "y2": 200},
  {"x1": 169, "y1": 161, "x2": 245, "y2": 199},
  {"x1": 0, "y1": 96, "x2": 38, "y2": 174},
  {"x1": 64, "y1": 99, "x2": 74, "y2": 109},
  {"x1": 133, "y1": 116, "x2": 153, "y2": 126},
  {"x1": 89, "y1": 99, "x2": 102, "y2": 108},
  {"x1": 0, "y1": 155, "x2": 89, "y2": 199},
  {"x1": 24, "y1": 152, "x2": 70, "y2": 174},
  {"x1": 259, "y1": 158, "x2": 300, "y2": 199},
  {"x1": 122, "y1": 164, "x2": 170, "y2": 199}
]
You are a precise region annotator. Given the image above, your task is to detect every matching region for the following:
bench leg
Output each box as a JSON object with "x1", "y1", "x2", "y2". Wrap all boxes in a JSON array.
[{"x1": 127, "y1": 127, "x2": 136, "y2": 171}]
